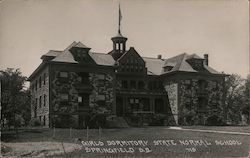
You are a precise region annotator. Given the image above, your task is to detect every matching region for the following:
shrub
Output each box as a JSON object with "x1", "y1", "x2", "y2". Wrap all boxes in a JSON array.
[
  {"x1": 149, "y1": 114, "x2": 167, "y2": 126},
  {"x1": 29, "y1": 118, "x2": 41, "y2": 126}
]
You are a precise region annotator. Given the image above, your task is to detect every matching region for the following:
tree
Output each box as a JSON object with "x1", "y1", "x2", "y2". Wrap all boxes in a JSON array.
[
  {"x1": 225, "y1": 74, "x2": 249, "y2": 125},
  {"x1": 0, "y1": 68, "x2": 28, "y2": 130},
  {"x1": 242, "y1": 75, "x2": 250, "y2": 124}
]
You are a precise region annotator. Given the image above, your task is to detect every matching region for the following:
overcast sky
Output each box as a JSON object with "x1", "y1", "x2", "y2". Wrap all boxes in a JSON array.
[{"x1": 0, "y1": 0, "x2": 249, "y2": 78}]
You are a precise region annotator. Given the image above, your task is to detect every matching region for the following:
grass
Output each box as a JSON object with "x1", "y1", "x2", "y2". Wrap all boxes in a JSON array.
[{"x1": 2, "y1": 126, "x2": 250, "y2": 158}]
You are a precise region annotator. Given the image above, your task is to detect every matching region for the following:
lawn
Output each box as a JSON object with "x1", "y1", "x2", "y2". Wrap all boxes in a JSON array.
[{"x1": 2, "y1": 126, "x2": 250, "y2": 158}]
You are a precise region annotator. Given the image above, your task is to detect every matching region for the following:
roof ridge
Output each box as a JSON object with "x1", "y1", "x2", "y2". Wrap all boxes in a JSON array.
[
  {"x1": 49, "y1": 50, "x2": 62, "y2": 52},
  {"x1": 64, "y1": 41, "x2": 77, "y2": 51},
  {"x1": 142, "y1": 56, "x2": 165, "y2": 60}
]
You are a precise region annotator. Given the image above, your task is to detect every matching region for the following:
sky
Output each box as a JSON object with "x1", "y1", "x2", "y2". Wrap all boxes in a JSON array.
[{"x1": 0, "y1": 0, "x2": 249, "y2": 79}]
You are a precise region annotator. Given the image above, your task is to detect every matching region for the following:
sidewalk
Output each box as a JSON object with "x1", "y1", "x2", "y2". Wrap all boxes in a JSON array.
[{"x1": 168, "y1": 126, "x2": 250, "y2": 136}]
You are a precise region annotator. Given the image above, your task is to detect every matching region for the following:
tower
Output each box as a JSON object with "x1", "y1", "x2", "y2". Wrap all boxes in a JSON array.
[{"x1": 110, "y1": 3, "x2": 127, "y2": 60}]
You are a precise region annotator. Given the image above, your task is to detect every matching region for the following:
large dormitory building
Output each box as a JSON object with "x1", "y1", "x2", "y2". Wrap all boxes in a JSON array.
[{"x1": 28, "y1": 8, "x2": 227, "y2": 128}]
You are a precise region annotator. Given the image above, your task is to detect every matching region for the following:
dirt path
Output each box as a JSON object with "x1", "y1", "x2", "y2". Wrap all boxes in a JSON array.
[{"x1": 2, "y1": 141, "x2": 82, "y2": 158}]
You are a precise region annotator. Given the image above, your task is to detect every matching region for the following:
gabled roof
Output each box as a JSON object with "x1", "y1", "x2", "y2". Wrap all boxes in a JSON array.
[
  {"x1": 117, "y1": 47, "x2": 145, "y2": 64},
  {"x1": 162, "y1": 53, "x2": 220, "y2": 74},
  {"x1": 49, "y1": 41, "x2": 115, "y2": 66}
]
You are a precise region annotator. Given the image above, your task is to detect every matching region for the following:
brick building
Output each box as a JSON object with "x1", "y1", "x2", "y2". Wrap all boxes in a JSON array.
[{"x1": 28, "y1": 9, "x2": 227, "y2": 128}]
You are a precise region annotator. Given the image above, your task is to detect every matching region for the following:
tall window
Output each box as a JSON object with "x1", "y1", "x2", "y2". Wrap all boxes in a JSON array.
[
  {"x1": 130, "y1": 81, "x2": 136, "y2": 89},
  {"x1": 44, "y1": 94, "x2": 46, "y2": 107},
  {"x1": 35, "y1": 98, "x2": 38, "y2": 117},
  {"x1": 43, "y1": 116, "x2": 46, "y2": 126},
  {"x1": 35, "y1": 98, "x2": 38, "y2": 108},
  {"x1": 39, "y1": 96, "x2": 42, "y2": 108},
  {"x1": 78, "y1": 72, "x2": 89, "y2": 84},
  {"x1": 59, "y1": 72, "x2": 69, "y2": 83},
  {"x1": 138, "y1": 81, "x2": 145, "y2": 89},
  {"x1": 122, "y1": 80, "x2": 128, "y2": 89}
]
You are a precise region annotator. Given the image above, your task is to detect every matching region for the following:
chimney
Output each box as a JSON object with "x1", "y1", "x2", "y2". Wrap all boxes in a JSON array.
[
  {"x1": 204, "y1": 54, "x2": 208, "y2": 66},
  {"x1": 157, "y1": 55, "x2": 162, "y2": 59}
]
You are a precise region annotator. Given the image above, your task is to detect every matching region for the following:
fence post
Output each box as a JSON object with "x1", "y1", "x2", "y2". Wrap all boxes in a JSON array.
[
  {"x1": 98, "y1": 126, "x2": 101, "y2": 140},
  {"x1": 86, "y1": 126, "x2": 89, "y2": 140}
]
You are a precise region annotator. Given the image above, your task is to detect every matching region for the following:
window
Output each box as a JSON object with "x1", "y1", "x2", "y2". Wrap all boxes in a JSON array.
[
  {"x1": 122, "y1": 80, "x2": 128, "y2": 89},
  {"x1": 44, "y1": 94, "x2": 46, "y2": 107},
  {"x1": 60, "y1": 93, "x2": 69, "y2": 101},
  {"x1": 39, "y1": 96, "x2": 42, "y2": 108},
  {"x1": 198, "y1": 80, "x2": 207, "y2": 90},
  {"x1": 59, "y1": 72, "x2": 68, "y2": 78},
  {"x1": 78, "y1": 72, "x2": 89, "y2": 83},
  {"x1": 130, "y1": 81, "x2": 136, "y2": 89},
  {"x1": 138, "y1": 81, "x2": 144, "y2": 89},
  {"x1": 43, "y1": 116, "x2": 46, "y2": 126},
  {"x1": 99, "y1": 74, "x2": 105, "y2": 80},
  {"x1": 35, "y1": 98, "x2": 38, "y2": 109},
  {"x1": 164, "y1": 66, "x2": 173, "y2": 72},
  {"x1": 78, "y1": 96, "x2": 82, "y2": 103},
  {"x1": 198, "y1": 97, "x2": 207, "y2": 111},
  {"x1": 78, "y1": 93, "x2": 89, "y2": 107},
  {"x1": 148, "y1": 82, "x2": 153, "y2": 90},
  {"x1": 43, "y1": 73, "x2": 46, "y2": 85},
  {"x1": 116, "y1": 43, "x2": 119, "y2": 50},
  {"x1": 97, "y1": 95, "x2": 105, "y2": 100}
]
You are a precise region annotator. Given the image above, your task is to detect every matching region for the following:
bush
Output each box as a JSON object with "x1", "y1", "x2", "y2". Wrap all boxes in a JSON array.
[
  {"x1": 29, "y1": 118, "x2": 41, "y2": 126},
  {"x1": 149, "y1": 114, "x2": 167, "y2": 126},
  {"x1": 206, "y1": 115, "x2": 224, "y2": 126}
]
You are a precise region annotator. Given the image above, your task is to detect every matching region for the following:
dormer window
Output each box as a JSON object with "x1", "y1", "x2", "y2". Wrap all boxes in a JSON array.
[
  {"x1": 69, "y1": 43, "x2": 91, "y2": 63},
  {"x1": 163, "y1": 62, "x2": 175, "y2": 72},
  {"x1": 164, "y1": 66, "x2": 173, "y2": 72},
  {"x1": 186, "y1": 58, "x2": 204, "y2": 71}
]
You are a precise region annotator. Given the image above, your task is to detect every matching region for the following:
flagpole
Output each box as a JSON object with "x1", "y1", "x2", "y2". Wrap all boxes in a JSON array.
[{"x1": 118, "y1": 2, "x2": 121, "y2": 34}]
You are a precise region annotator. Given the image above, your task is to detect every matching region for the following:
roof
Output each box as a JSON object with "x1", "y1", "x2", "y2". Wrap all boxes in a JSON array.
[
  {"x1": 142, "y1": 57, "x2": 165, "y2": 75},
  {"x1": 31, "y1": 42, "x2": 222, "y2": 80},
  {"x1": 74, "y1": 42, "x2": 90, "y2": 48},
  {"x1": 89, "y1": 52, "x2": 115, "y2": 66},
  {"x1": 41, "y1": 50, "x2": 62, "y2": 59},
  {"x1": 162, "y1": 53, "x2": 220, "y2": 74}
]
